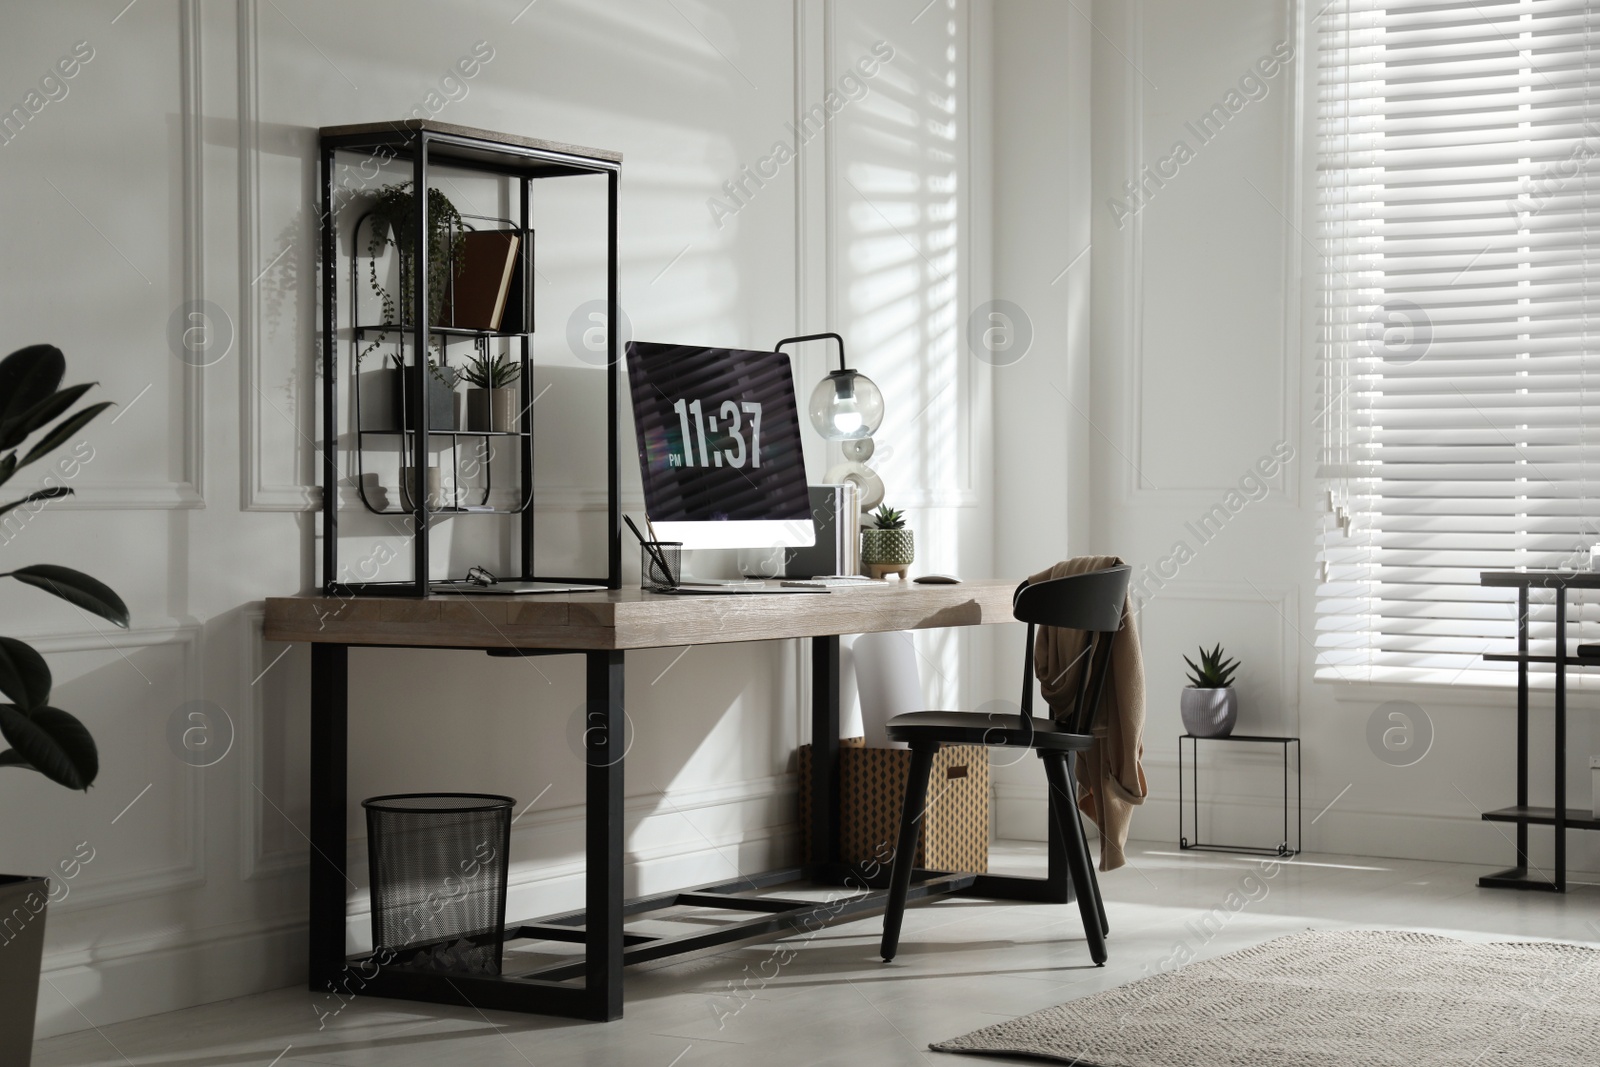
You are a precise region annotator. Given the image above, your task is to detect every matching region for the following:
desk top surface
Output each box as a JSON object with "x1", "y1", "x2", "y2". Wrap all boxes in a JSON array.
[
  {"x1": 1480, "y1": 570, "x2": 1600, "y2": 589},
  {"x1": 263, "y1": 579, "x2": 1019, "y2": 650}
]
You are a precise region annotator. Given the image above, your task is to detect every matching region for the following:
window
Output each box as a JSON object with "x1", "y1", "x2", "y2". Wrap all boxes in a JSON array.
[{"x1": 1316, "y1": 0, "x2": 1600, "y2": 683}]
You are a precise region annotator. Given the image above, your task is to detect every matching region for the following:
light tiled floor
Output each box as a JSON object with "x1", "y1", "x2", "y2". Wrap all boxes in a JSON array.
[{"x1": 35, "y1": 842, "x2": 1600, "y2": 1066}]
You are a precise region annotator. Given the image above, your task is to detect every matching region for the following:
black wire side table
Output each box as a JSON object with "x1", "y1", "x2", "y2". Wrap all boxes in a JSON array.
[{"x1": 1178, "y1": 733, "x2": 1302, "y2": 857}]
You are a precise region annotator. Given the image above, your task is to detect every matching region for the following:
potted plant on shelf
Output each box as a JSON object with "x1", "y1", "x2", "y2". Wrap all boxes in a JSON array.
[
  {"x1": 1181, "y1": 644, "x2": 1239, "y2": 738},
  {"x1": 390, "y1": 354, "x2": 459, "y2": 433},
  {"x1": 358, "y1": 183, "x2": 465, "y2": 432},
  {"x1": 861, "y1": 504, "x2": 914, "y2": 579},
  {"x1": 362, "y1": 181, "x2": 466, "y2": 350},
  {"x1": 462, "y1": 351, "x2": 521, "y2": 432},
  {"x1": 0, "y1": 343, "x2": 130, "y2": 1064}
]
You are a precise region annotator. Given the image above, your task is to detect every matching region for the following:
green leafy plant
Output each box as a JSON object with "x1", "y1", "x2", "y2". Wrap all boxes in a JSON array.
[
  {"x1": 460, "y1": 351, "x2": 521, "y2": 390},
  {"x1": 1183, "y1": 644, "x2": 1239, "y2": 689},
  {"x1": 870, "y1": 504, "x2": 905, "y2": 530},
  {"x1": 0, "y1": 344, "x2": 129, "y2": 791},
  {"x1": 361, "y1": 182, "x2": 466, "y2": 360}
]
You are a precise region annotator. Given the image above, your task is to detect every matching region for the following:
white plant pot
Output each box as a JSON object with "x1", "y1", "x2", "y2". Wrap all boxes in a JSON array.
[
  {"x1": 467, "y1": 387, "x2": 520, "y2": 433},
  {"x1": 1181, "y1": 687, "x2": 1237, "y2": 738}
]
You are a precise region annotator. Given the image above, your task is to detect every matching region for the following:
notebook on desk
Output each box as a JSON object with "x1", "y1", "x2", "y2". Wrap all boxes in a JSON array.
[
  {"x1": 653, "y1": 584, "x2": 830, "y2": 596},
  {"x1": 429, "y1": 581, "x2": 595, "y2": 596}
]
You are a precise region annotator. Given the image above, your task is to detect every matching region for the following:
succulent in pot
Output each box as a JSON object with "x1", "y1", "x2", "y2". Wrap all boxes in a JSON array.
[
  {"x1": 462, "y1": 351, "x2": 522, "y2": 432},
  {"x1": 1180, "y1": 643, "x2": 1238, "y2": 738},
  {"x1": 860, "y1": 504, "x2": 914, "y2": 579}
]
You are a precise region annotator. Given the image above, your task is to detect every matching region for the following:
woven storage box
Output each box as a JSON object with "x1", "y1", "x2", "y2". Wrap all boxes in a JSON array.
[{"x1": 799, "y1": 737, "x2": 988, "y2": 873}]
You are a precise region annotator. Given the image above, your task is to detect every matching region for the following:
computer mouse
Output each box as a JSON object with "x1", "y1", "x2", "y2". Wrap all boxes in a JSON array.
[{"x1": 913, "y1": 573, "x2": 961, "y2": 584}]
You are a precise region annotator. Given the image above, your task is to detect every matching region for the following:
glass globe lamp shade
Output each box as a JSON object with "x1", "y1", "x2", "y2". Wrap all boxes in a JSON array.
[{"x1": 808, "y1": 369, "x2": 884, "y2": 441}]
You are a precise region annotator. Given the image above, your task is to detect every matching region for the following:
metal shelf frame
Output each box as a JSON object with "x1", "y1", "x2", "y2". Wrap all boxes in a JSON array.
[
  {"x1": 1477, "y1": 571, "x2": 1600, "y2": 892},
  {"x1": 318, "y1": 121, "x2": 623, "y2": 596},
  {"x1": 1178, "y1": 733, "x2": 1302, "y2": 858}
]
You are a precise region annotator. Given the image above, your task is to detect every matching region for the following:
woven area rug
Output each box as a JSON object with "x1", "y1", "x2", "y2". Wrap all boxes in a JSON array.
[{"x1": 932, "y1": 929, "x2": 1600, "y2": 1065}]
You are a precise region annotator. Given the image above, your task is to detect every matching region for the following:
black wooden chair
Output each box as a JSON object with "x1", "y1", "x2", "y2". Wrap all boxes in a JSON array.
[{"x1": 878, "y1": 565, "x2": 1130, "y2": 967}]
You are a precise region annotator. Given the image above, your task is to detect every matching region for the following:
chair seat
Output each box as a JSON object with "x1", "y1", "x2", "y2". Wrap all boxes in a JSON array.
[{"x1": 884, "y1": 710, "x2": 1094, "y2": 751}]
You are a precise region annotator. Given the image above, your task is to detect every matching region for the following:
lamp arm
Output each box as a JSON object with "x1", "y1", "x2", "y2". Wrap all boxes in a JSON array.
[{"x1": 773, "y1": 332, "x2": 847, "y2": 373}]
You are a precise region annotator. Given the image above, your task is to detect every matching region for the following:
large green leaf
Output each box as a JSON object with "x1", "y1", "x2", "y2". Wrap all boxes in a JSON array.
[
  {"x1": 20, "y1": 401, "x2": 113, "y2": 469},
  {"x1": 0, "y1": 637, "x2": 51, "y2": 710},
  {"x1": 0, "y1": 705, "x2": 98, "y2": 790},
  {"x1": 0, "y1": 346, "x2": 66, "y2": 424},
  {"x1": 0, "y1": 486, "x2": 73, "y2": 520},
  {"x1": 0, "y1": 382, "x2": 95, "y2": 450},
  {"x1": 2, "y1": 564, "x2": 129, "y2": 627}
]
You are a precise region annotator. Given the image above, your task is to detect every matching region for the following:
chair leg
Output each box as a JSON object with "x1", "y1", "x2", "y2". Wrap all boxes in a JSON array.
[
  {"x1": 880, "y1": 742, "x2": 938, "y2": 963},
  {"x1": 1064, "y1": 758, "x2": 1110, "y2": 938},
  {"x1": 1042, "y1": 753, "x2": 1107, "y2": 966}
]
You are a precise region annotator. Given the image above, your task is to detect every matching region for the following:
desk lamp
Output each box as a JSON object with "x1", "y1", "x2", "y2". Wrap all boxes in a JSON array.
[{"x1": 774, "y1": 332, "x2": 886, "y2": 511}]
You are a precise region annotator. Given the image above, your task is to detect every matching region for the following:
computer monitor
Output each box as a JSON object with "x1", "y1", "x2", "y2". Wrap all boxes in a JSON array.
[{"x1": 626, "y1": 342, "x2": 816, "y2": 550}]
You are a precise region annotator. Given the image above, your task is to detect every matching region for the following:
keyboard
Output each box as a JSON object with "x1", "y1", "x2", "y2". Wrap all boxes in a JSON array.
[{"x1": 779, "y1": 577, "x2": 885, "y2": 588}]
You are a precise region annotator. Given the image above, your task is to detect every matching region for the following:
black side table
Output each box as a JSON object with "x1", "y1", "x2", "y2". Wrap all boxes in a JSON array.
[{"x1": 1178, "y1": 733, "x2": 1302, "y2": 857}]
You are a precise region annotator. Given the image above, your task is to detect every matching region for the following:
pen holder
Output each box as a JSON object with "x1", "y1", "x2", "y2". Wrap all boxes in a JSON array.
[{"x1": 641, "y1": 542, "x2": 683, "y2": 592}]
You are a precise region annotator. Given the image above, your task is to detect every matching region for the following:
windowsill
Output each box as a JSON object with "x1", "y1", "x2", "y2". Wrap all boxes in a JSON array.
[{"x1": 1318, "y1": 667, "x2": 1600, "y2": 707}]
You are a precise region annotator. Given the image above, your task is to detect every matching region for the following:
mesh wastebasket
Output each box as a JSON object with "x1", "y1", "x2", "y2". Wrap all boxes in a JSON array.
[{"x1": 363, "y1": 793, "x2": 514, "y2": 975}]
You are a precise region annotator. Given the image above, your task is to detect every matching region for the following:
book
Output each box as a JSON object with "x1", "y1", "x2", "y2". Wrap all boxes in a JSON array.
[
  {"x1": 444, "y1": 230, "x2": 519, "y2": 331},
  {"x1": 500, "y1": 229, "x2": 532, "y2": 334}
]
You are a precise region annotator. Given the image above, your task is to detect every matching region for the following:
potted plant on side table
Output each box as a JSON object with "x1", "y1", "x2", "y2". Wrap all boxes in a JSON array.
[
  {"x1": 861, "y1": 504, "x2": 914, "y2": 579},
  {"x1": 1181, "y1": 643, "x2": 1239, "y2": 738},
  {"x1": 0, "y1": 343, "x2": 130, "y2": 1065}
]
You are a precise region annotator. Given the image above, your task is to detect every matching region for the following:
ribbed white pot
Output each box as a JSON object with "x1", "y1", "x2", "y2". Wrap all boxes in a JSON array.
[{"x1": 1180, "y1": 687, "x2": 1237, "y2": 737}]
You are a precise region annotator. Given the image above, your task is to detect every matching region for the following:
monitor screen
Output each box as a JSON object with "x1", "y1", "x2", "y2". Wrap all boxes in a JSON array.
[{"x1": 626, "y1": 342, "x2": 814, "y2": 548}]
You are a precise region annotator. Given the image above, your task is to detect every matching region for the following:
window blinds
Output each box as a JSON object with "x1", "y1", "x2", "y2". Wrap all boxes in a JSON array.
[{"x1": 1316, "y1": 0, "x2": 1600, "y2": 684}]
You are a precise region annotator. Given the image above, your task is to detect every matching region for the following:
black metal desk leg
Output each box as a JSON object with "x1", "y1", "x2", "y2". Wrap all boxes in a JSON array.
[
  {"x1": 1555, "y1": 590, "x2": 1567, "y2": 892},
  {"x1": 1517, "y1": 585, "x2": 1529, "y2": 871},
  {"x1": 308, "y1": 643, "x2": 349, "y2": 992},
  {"x1": 585, "y1": 650, "x2": 626, "y2": 1020},
  {"x1": 811, "y1": 636, "x2": 841, "y2": 868}
]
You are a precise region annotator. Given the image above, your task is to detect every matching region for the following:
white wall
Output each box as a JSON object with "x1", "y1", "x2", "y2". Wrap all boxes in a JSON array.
[
  {"x1": 995, "y1": 0, "x2": 1600, "y2": 878},
  {"x1": 988, "y1": 0, "x2": 1093, "y2": 835},
  {"x1": 0, "y1": 0, "x2": 994, "y2": 1038}
]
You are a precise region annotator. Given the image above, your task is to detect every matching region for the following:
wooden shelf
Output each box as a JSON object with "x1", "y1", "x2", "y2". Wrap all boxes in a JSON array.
[
  {"x1": 1482, "y1": 652, "x2": 1600, "y2": 665},
  {"x1": 1481, "y1": 806, "x2": 1600, "y2": 832},
  {"x1": 357, "y1": 428, "x2": 528, "y2": 438},
  {"x1": 1480, "y1": 570, "x2": 1600, "y2": 589},
  {"x1": 354, "y1": 323, "x2": 533, "y2": 340}
]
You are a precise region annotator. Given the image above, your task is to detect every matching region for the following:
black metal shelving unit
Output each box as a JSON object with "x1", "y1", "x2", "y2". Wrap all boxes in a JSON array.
[
  {"x1": 319, "y1": 120, "x2": 622, "y2": 596},
  {"x1": 1477, "y1": 570, "x2": 1600, "y2": 892}
]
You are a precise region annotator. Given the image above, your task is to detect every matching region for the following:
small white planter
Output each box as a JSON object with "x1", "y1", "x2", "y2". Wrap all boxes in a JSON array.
[
  {"x1": 467, "y1": 386, "x2": 520, "y2": 433},
  {"x1": 1181, "y1": 687, "x2": 1237, "y2": 737}
]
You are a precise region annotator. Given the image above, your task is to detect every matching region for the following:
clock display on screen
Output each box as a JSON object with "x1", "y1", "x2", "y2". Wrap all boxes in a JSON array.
[{"x1": 626, "y1": 342, "x2": 811, "y2": 523}]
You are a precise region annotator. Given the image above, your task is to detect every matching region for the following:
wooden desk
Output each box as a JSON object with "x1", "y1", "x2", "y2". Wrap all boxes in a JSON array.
[{"x1": 265, "y1": 580, "x2": 1031, "y2": 1021}]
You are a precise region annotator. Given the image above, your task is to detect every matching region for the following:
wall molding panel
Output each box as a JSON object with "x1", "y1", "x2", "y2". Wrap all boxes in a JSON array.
[
  {"x1": 1122, "y1": 0, "x2": 1299, "y2": 506},
  {"x1": 55, "y1": 0, "x2": 205, "y2": 510},
  {"x1": 34, "y1": 624, "x2": 207, "y2": 912},
  {"x1": 1134, "y1": 580, "x2": 1301, "y2": 730}
]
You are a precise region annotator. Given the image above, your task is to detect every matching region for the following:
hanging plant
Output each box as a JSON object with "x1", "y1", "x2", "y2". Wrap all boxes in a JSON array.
[{"x1": 360, "y1": 182, "x2": 466, "y2": 362}]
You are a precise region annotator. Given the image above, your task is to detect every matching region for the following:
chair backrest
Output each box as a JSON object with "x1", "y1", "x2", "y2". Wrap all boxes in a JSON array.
[{"x1": 1013, "y1": 565, "x2": 1130, "y2": 735}]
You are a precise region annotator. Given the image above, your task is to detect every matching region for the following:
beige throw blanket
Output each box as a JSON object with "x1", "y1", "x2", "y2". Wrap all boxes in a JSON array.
[{"x1": 1029, "y1": 557, "x2": 1146, "y2": 871}]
